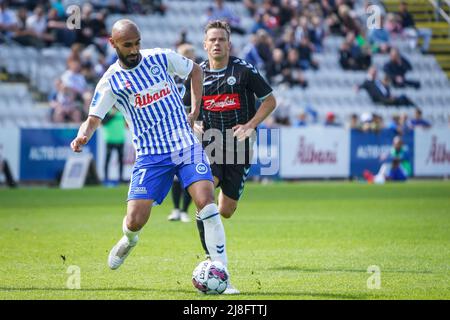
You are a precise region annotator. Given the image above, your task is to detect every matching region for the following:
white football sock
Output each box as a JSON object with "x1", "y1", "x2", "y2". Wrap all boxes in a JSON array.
[
  {"x1": 198, "y1": 203, "x2": 228, "y2": 268},
  {"x1": 122, "y1": 216, "x2": 139, "y2": 243}
]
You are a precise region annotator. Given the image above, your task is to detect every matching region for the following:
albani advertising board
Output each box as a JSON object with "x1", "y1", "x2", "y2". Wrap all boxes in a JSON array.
[
  {"x1": 414, "y1": 128, "x2": 450, "y2": 177},
  {"x1": 280, "y1": 127, "x2": 350, "y2": 178}
]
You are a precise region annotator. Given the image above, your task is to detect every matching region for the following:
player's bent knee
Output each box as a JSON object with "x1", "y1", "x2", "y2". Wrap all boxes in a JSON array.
[
  {"x1": 126, "y1": 200, "x2": 152, "y2": 231},
  {"x1": 126, "y1": 215, "x2": 145, "y2": 231},
  {"x1": 196, "y1": 197, "x2": 216, "y2": 212},
  {"x1": 219, "y1": 205, "x2": 237, "y2": 219}
]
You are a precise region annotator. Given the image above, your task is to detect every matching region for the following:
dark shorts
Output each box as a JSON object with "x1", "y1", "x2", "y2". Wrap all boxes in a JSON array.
[{"x1": 211, "y1": 163, "x2": 252, "y2": 201}]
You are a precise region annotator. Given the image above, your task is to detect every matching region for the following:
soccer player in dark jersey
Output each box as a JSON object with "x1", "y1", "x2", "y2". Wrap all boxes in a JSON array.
[{"x1": 189, "y1": 20, "x2": 277, "y2": 294}]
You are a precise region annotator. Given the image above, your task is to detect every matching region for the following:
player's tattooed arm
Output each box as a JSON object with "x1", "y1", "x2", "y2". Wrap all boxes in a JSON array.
[
  {"x1": 188, "y1": 63, "x2": 204, "y2": 128},
  {"x1": 70, "y1": 116, "x2": 102, "y2": 153}
]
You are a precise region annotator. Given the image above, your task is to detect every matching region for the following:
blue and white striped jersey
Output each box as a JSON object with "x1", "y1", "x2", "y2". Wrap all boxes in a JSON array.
[{"x1": 89, "y1": 48, "x2": 198, "y2": 156}]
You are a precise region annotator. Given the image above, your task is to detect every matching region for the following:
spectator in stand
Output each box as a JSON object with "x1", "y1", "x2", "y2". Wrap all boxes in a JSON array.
[
  {"x1": 255, "y1": 29, "x2": 274, "y2": 66},
  {"x1": 50, "y1": 0, "x2": 66, "y2": 18},
  {"x1": 250, "y1": 12, "x2": 272, "y2": 35},
  {"x1": 360, "y1": 112, "x2": 373, "y2": 132},
  {"x1": 410, "y1": 108, "x2": 431, "y2": 129},
  {"x1": 243, "y1": 33, "x2": 265, "y2": 70},
  {"x1": 139, "y1": 0, "x2": 167, "y2": 15},
  {"x1": 47, "y1": 8, "x2": 77, "y2": 47},
  {"x1": 383, "y1": 47, "x2": 420, "y2": 89},
  {"x1": 50, "y1": 79, "x2": 82, "y2": 123},
  {"x1": 384, "y1": 13, "x2": 403, "y2": 38},
  {"x1": 278, "y1": 0, "x2": 295, "y2": 28},
  {"x1": 387, "y1": 114, "x2": 403, "y2": 136},
  {"x1": 293, "y1": 110, "x2": 308, "y2": 127},
  {"x1": 372, "y1": 113, "x2": 384, "y2": 133},
  {"x1": 368, "y1": 15, "x2": 391, "y2": 53},
  {"x1": 339, "y1": 31, "x2": 371, "y2": 70},
  {"x1": 266, "y1": 48, "x2": 286, "y2": 85},
  {"x1": 355, "y1": 66, "x2": 415, "y2": 107},
  {"x1": 12, "y1": 6, "x2": 44, "y2": 47},
  {"x1": 0, "y1": 0, "x2": 18, "y2": 43},
  {"x1": 298, "y1": 36, "x2": 319, "y2": 71},
  {"x1": 61, "y1": 58, "x2": 88, "y2": 96},
  {"x1": 90, "y1": 8, "x2": 109, "y2": 54},
  {"x1": 283, "y1": 48, "x2": 308, "y2": 88},
  {"x1": 26, "y1": 5, "x2": 54, "y2": 46},
  {"x1": 338, "y1": 4, "x2": 362, "y2": 36},
  {"x1": 76, "y1": 3, "x2": 96, "y2": 46},
  {"x1": 175, "y1": 29, "x2": 191, "y2": 48},
  {"x1": 206, "y1": 0, "x2": 245, "y2": 35},
  {"x1": 294, "y1": 15, "x2": 309, "y2": 44},
  {"x1": 309, "y1": 15, "x2": 326, "y2": 52},
  {"x1": 348, "y1": 113, "x2": 362, "y2": 130},
  {"x1": 399, "y1": 112, "x2": 412, "y2": 132},
  {"x1": 324, "y1": 111, "x2": 341, "y2": 127},
  {"x1": 244, "y1": 0, "x2": 258, "y2": 17},
  {"x1": 398, "y1": 1, "x2": 432, "y2": 53},
  {"x1": 276, "y1": 27, "x2": 298, "y2": 56}
]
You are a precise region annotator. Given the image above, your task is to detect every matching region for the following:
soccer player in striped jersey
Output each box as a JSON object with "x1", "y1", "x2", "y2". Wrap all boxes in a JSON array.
[
  {"x1": 189, "y1": 21, "x2": 277, "y2": 294},
  {"x1": 70, "y1": 19, "x2": 233, "y2": 291}
]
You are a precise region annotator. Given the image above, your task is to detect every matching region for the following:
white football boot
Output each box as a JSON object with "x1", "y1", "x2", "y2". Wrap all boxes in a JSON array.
[
  {"x1": 180, "y1": 211, "x2": 191, "y2": 223},
  {"x1": 108, "y1": 235, "x2": 138, "y2": 270},
  {"x1": 223, "y1": 283, "x2": 240, "y2": 295},
  {"x1": 167, "y1": 209, "x2": 181, "y2": 221}
]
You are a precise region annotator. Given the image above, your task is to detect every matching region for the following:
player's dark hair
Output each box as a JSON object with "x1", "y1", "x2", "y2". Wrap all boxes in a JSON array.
[{"x1": 204, "y1": 20, "x2": 231, "y2": 40}]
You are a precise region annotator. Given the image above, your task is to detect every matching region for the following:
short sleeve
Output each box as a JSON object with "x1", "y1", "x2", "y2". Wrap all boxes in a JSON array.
[
  {"x1": 246, "y1": 66, "x2": 273, "y2": 100},
  {"x1": 166, "y1": 50, "x2": 194, "y2": 80},
  {"x1": 88, "y1": 78, "x2": 117, "y2": 119}
]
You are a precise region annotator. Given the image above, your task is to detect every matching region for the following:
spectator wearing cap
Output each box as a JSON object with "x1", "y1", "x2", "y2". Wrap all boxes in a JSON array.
[
  {"x1": 324, "y1": 112, "x2": 341, "y2": 127},
  {"x1": 360, "y1": 112, "x2": 373, "y2": 132}
]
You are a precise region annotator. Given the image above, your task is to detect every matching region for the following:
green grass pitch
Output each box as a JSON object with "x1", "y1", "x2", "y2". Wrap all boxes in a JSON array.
[{"x1": 0, "y1": 181, "x2": 449, "y2": 300}]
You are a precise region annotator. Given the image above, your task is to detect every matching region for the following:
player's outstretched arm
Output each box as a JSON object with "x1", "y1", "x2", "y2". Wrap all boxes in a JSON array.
[{"x1": 70, "y1": 116, "x2": 102, "y2": 153}]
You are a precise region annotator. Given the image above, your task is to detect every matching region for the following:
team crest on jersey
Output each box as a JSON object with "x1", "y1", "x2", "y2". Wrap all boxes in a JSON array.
[
  {"x1": 195, "y1": 163, "x2": 208, "y2": 175},
  {"x1": 150, "y1": 65, "x2": 161, "y2": 76},
  {"x1": 227, "y1": 76, "x2": 236, "y2": 86}
]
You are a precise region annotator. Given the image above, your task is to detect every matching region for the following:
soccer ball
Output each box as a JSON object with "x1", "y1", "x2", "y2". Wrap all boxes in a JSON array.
[{"x1": 192, "y1": 260, "x2": 229, "y2": 294}]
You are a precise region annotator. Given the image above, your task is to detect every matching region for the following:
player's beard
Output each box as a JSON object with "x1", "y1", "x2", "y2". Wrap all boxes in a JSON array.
[{"x1": 117, "y1": 49, "x2": 141, "y2": 69}]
